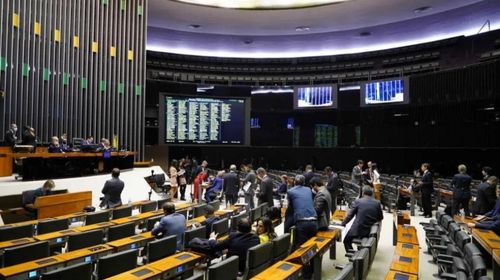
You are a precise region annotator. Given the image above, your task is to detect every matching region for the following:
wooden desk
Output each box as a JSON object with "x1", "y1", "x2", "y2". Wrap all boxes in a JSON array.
[
  {"x1": 147, "y1": 252, "x2": 202, "y2": 279},
  {"x1": 252, "y1": 261, "x2": 302, "y2": 280},
  {"x1": 56, "y1": 212, "x2": 88, "y2": 223},
  {"x1": 186, "y1": 216, "x2": 206, "y2": 227},
  {"x1": 395, "y1": 242, "x2": 419, "y2": 257},
  {"x1": 112, "y1": 211, "x2": 163, "y2": 225},
  {"x1": 7, "y1": 218, "x2": 54, "y2": 228},
  {"x1": 331, "y1": 210, "x2": 347, "y2": 222},
  {"x1": 0, "y1": 256, "x2": 65, "y2": 279},
  {"x1": 385, "y1": 270, "x2": 418, "y2": 280},
  {"x1": 0, "y1": 237, "x2": 36, "y2": 251},
  {"x1": 285, "y1": 234, "x2": 334, "y2": 280},
  {"x1": 75, "y1": 221, "x2": 116, "y2": 232},
  {"x1": 373, "y1": 183, "x2": 382, "y2": 200},
  {"x1": 58, "y1": 244, "x2": 113, "y2": 265},
  {"x1": 453, "y1": 215, "x2": 476, "y2": 232},
  {"x1": 397, "y1": 225, "x2": 419, "y2": 245},
  {"x1": 472, "y1": 228, "x2": 500, "y2": 255},
  {"x1": 34, "y1": 229, "x2": 80, "y2": 245},
  {"x1": 393, "y1": 211, "x2": 411, "y2": 245},
  {"x1": 0, "y1": 147, "x2": 13, "y2": 177},
  {"x1": 34, "y1": 191, "x2": 92, "y2": 219},
  {"x1": 316, "y1": 229, "x2": 340, "y2": 259},
  {"x1": 107, "y1": 232, "x2": 155, "y2": 252},
  {"x1": 104, "y1": 266, "x2": 163, "y2": 280},
  {"x1": 390, "y1": 253, "x2": 419, "y2": 275}
]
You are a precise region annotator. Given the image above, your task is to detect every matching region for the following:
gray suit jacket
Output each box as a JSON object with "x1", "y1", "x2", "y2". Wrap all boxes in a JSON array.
[
  {"x1": 314, "y1": 187, "x2": 332, "y2": 229},
  {"x1": 258, "y1": 176, "x2": 274, "y2": 207},
  {"x1": 101, "y1": 177, "x2": 124, "y2": 208}
]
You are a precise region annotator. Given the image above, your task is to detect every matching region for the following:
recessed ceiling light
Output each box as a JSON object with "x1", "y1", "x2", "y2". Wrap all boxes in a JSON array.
[
  {"x1": 414, "y1": 6, "x2": 432, "y2": 14},
  {"x1": 188, "y1": 24, "x2": 201, "y2": 29},
  {"x1": 358, "y1": 31, "x2": 372, "y2": 37},
  {"x1": 295, "y1": 26, "x2": 311, "y2": 32},
  {"x1": 244, "y1": 40, "x2": 253, "y2": 45}
]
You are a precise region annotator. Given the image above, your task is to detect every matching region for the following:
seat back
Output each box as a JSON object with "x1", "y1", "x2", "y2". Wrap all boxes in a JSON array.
[
  {"x1": 250, "y1": 207, "x2": 261, "y2": 223},
  {"x1": 146, "y1": 235, "x2": 177, "y2": 263},
  {"x1": 230, "y1": 212, "x2": 248, "y2": 231},
  {"x1": 85, "y1": 211, "x2": 110, "y2": 225},
  {"x1": 272, "y1": 233, "x2": 291, "y2": 262},
  {"x1": 209, "y1": 200, "x2": 220, "y2": 211},
  {"x1": 178, "y1": 209, "x2": 188, "y2": 219},
  {"x1": 447, "y1": 223, "x2": 460, "y2": 241},
  {"x1": 333, "y1": 263, "x2": 354, "y2": 280},
  {"x1": 360, "y1": 237, "x2": 377, "y2": 265},
  {"x1": 184, "y1": 226, "x2": 207, "y2": 249},
  {"x1": 243, "y1": 242, "x2": 273, "y2": 279},
  {"x1": 193, "y1": 204, "x2": 207, "y2": 218},
  {"x1": 352, "y1": 248, "x2": 369, "y2": 280},
  {"x1": 259, "y1": 203, "x2": 269, "y2": 218},
  {"x1": 470, "y1": 255, "x2": 487, "y2": 279},
  {"x1": 146, "y1": 216, "x2": 162, "y2": 231},
  {"x1": 0, "y1": 224, "x2": 33, "y2": 242},
  {"x1": 157, "y1": 199, "x2": 168, "y2": 209},
  {"x1": 67, "y1": 229, "x2": 103, "y2": 252},
  {"x1": 140, "y1": 201, "x2": 157, "y2": 213},
  {"x1": 107, "y1": 223, "x2": 136, "y2": 242},
  {"x1": 96, "y1": 249, "x2": 138, "y2": 280},
  {"x1": 440, "y1": 215, "x2": 453, "y2": 229},
  {"x1": 212, "y1": 218, "x2": 229, "y2": 237},
  {"x1": 454, "y1": 231, "x2": 471, "y2": 252},
  {"x1": 112, "y1": 206, "x2": 133, "y2": 219},
  {"x1": 208, "y1": 255, "x2": 239, "y2": 280},
  {"x1": 41, "y1": 261, "x2": 93, "y2": 280},
  {"x1": 37, "y1": 218, "x2": 69, "y2": 235},
  {"x1": 3, "y1": 241, "x2": 49, "y2": 267}
]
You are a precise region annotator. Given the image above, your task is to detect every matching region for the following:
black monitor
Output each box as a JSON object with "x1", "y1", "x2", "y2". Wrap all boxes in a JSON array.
[
  {"x1": 112, "y1": 206, "x2": 133, "y2": 219},
  {"x1": 41, "y1": 261, "x2": 93, "y2": 280},
  {"x1": 80, "y1": 144, "x2": 100, "y2": 152},
  {"x1": 85, "y1": 211, "x2": 110, "y2": 225},
  {"x1": 37, "y1": 219, "x2": 69, "y2": 235},
  {"x1": 71, "y1": 138, "x2": 84, "y2": 149},
  {"x1": 146, "y1": 235, "x2": 177, "y2": 263},
  {"x1": 212, "y1": 218, "x2": 229, "y2": 236},
  {"x1": 140, "y1": 201, "x2": 157, "y2": 213},
  {"x1": 97, "y1": 249, "x2": 138, "y2": 279},
  {"x1": 67, "y1": 230, "x2": 103, "y2": 252},
  {"x1": 3, "y1": 241, "x2": 49, "y2": 267},
  {"x1": 107, "y1": 223, "x2": 136, "y2": 242},
  {"x1": 0, "y1": 224, "x2": 33, "y2": 242}
]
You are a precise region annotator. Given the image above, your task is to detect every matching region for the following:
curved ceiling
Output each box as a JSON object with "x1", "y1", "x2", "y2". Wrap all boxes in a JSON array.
[
  {"x1": 147, "y1": 0, "x2": 500, "y2": 58},
  {"x1": 171, "y1": 0, "x2": 349, "y2": 10}
]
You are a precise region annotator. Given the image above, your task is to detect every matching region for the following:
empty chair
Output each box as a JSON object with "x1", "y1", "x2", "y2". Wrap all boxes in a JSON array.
[
  {"x1": 184, "y1": 227, "x2": 207, "y2": 249},
  {"x1": 359, "y1": 237, "x2": 377, "y2": 265},
  {"x1": 272, "y1": 233, "x2": 291, "y2": 262},
  {"x1": 107, "y1": 223, "x2": 136, "y2": 242},
  {"x1": 212, "y1": 218, "x2": 229, "y2": 237},
  {"x1": 145, "y1": 235, "x2": 177, "y2": 263},
  {"x1": 140, "y1": 201, "x2": 157, "y2": 213},
  {"x1": 242, "y1": 242, "x2": 273, "y2": 279},
  {"x1": 146, "y1": 216, "x2": 162, "y2": 232},
  {"x1": 333, "y1": 263, "x2": 354, "y2": 280},
  {"x1": 351, "y1": 248, "x2": 369, "y2": 280},
  {"x1": 193, "y1": 204, "x2": 207, "y2": 218},
  {"x1": 230, "y1": 212, "x2": 248, "y2": 231},
  {"x1": 157, "y1": 198, "x2": 168, "y2": 209},
  {"x1": 41, "y1": 261, "x2": 93, "y2": 280},
  {"x1": 67, "y1": 229, "x2": 103, "y2": 252},
  {"x1": 3, "y1": 241, "x2": 49, "y2": 267},
  {"x1": 85, "y1": 211, "x2": 110, "y2": 225},
  {"x1": 0, "y1": 224, "x2": 33, "y2": 241},
  {"x1": 96, "y1": 249, "x2": 138, "y2": 279},
  {"x1": 112, "y1": 206, "x2": 133, "y2": 219},
  {"x1": 208, "y1": 255, "x2": 239, "y2": 280},
  {"x1": 37, "y1": 218, "x2": 69, "y2": 235}
]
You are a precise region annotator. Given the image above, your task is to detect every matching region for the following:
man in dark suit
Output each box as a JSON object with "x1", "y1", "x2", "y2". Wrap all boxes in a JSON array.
[
  {"x1": 352, "y1": 160, "x2": 364, "y2": 197},
  {"x1": 451, "y1": 164, "x2": 472, "y2": 216},
  {"x1": 419, "y1": 163, "x2": 434, "y2": 218},
  {"x1": 325, "y1": 166, "x2": 343, "y2": 214},
  {"x1": 100, "y1": 168, "x2": 125, "y2": 208},
  {"x1": 474, "y1": 176, "x2": 498, "y2": 215},
  {"x1": 469, "y1": 184, "x2": 500, "y2": 235},
  {"x1": 257, "y1": 167, "x2": 274, "y2": 207},
  {"x1": 341, "y1": 186, "x2": 383, "y2": 251},
  {"x1": 4, "y1": 123, "x2": 17, "y2": 146},
  {"x1": 242, "y1": 164, "x2": 257, "y2": 210},
  {"x1": 311, "y1": 177, "x2": 332, "y2": 231},
  {"x1": 211, "y1": 218, "x2": 260, "y2": 273},
  {"x1": 223, "y1": 164, "x2": 240, "y2": 205},
  {"x1": 303, "y1": 164, "x2": 315, "y2": 187}
]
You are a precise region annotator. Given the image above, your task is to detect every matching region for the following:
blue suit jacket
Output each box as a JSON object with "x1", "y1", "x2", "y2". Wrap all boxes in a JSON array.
[
  {"x1": 451, "y1": 173, "x2": 472, "y2": 198},
  {"x1": 152, "y1": 213, "x2": 186, "y2": 250},
  {"x1": 341, "y1": 196, "x2": 383, "y2": 237},
  {"x1": 285, "y1": 185, "x2": 316, "y2": 232}
]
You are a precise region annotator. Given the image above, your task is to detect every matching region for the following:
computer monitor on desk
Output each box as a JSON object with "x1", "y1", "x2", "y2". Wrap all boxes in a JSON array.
[{"x1": 80, "y1": 144, "x2": 100, "y2": 153}]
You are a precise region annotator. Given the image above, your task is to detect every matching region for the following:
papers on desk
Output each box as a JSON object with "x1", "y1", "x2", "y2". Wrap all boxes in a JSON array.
[{"x1": 329, "y1": 224, "x2": 346, "y2": 237}]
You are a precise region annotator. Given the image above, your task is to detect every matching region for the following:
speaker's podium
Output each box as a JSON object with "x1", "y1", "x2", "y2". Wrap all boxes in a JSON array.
[{"x1": 34, "y1": 191, "x2": 92, "y2": 219}]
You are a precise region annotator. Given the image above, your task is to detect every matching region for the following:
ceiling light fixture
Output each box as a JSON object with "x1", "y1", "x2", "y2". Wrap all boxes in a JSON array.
[
  {"x1": 414, "y1": 6, "x2": 432, "y2": 14},
  {"x1": 358, "y1": 31, "x2": 372, "y2": 37},
  {"x1": 295, "y1": 26, "x2": 311, "y2": 32}
]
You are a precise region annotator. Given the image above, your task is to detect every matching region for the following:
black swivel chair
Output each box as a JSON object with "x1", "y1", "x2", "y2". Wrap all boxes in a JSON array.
[
  {"x1": 145, "y1": 216, "x2": 162, "y2": 232},
  {"x1": 140, "y1": 201, "x2": 157, "y2": 213},
  {"x1": 184, "y1": 227, "x2": 207, "y2": 249},
  {"x1": 3, "y1": 241, "x2": 50, "y2": 267},
  {"x1": 230, "y1": 212, "x2": 248, "y2": 231},
  {"x1": 112, "y1": 206, "x2": 133, "y2": 219},
  {"x1": 0, "y1": 224, "x2": 33, "y2": 242},
  {"x1": 144, "y1": 235, "x2": 177, "y2": 263},
  {"x1": 37, "y1": 218, "x2": 69, "y2": 235},
  {"x1": 333, "y1": 263, "x2": 354, "y2": 280},
  {"x1": 96, "y1": 249, "x2": 138, "y2": 280},
  {"x1": 208, "y1": 200, "x2": 220, "y2": 211},
  {"x1": 272, "y1": 233, "x2": 291, "y2": 262},
  {"x1": 107, "y1": 223, "x2": 136, "y2": 242},
  {"x1": 242, "y1": 242, "x2": 273, "y2": 280},
  {"x1": 192, "y1": 204, "x2": 207, "y2": 219},
  {"x1": 212, "y1": 218, "x2": 229, "y2": 237},
  {"x1": 85, "y1": 211, "x2": 110, "y2": 225},
  {"x1": 208, "y1": 255, "x2": 239, "y2": 280}
]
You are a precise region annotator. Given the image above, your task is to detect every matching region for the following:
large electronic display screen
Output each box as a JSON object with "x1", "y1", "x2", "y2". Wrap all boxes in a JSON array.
[
  {"x1": 361, "y1": 78, "x2": 409, "y2": 106},
  {"x1": 294, "y1": 85, "x2": 337, "y2": 109},
  {"x1": 162, "y1": 95, "x2": 250, "y2": 145}
]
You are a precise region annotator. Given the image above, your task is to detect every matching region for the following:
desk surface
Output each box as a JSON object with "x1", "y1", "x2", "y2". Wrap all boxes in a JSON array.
[
  {"x1": 472, "y1": 228, "x2": 500, "y2": 254},
  {"x1": 107, "y1": 232, "x2": 154, "y2": 249},
  {"x1": 112, "y1": 211, "x2": 163, "y2": 225},
  {"x1": 252, "y1": 261, "x2": 302, "y2": 280},
  {"x1": 331, "y1": 210, "x2": 347, "y2": 221},
  {"x1": 0, "y1": 255, "x2": 65, "y2": 277},
  {"x1": 385, "y1": 270, "x2": 418, "y2": 280},
  {"x1": 148, "y1": 252, "x2": 202, "y2": 273},
  {"x1": 395, "y1": 242, "x2": 419, "y2": 258},
  {"x1": 0, "y1": 237, "x2": 36, "y2": 250},
  {"x1": 58, "y1": 244, "x2": 113, "y2": 261},
  {"x1": 394, "y1": 211, "x2": 411, "y2": 226},
  {"x1": 76, "y1": 221, "x2": 116, "y2": 232},
  {"x1": 34, "y1": 229, "x2": 79, "y2": 241},
  {"x1": 8, "y1": 151, "x2": 136, "y2": 159},
  {"x1": 105, "y1": 266, "x2": 163, "y2": 280},
  {"x1": 397, "y1": 225, "x2": 419, "y2": 245},
  {"x1": 390, "y1": 252, "x2": 419, "y2": 275}
]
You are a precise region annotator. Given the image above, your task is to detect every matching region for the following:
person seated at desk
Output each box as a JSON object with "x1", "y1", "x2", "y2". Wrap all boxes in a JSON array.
[
  {"x1": 195, "y1": 205, "x2": 221, "y2": 239},
  {"x1": 98, "y1": 138, "x2": 113, "y2": 151},
  {"x1": 4, "y1": 123, "x2": 17, "y2": 146},
  {"x1": 469, "y1": 184, "x2": 500, "y2": 235},
  {"x1": 205, "y1": 171, "x2": 223, "y2": 203},
  {"x1": 257, "y1": 217, "x2": 277, "y2": 243},
  {"x1": 474, "y1": 176, "x2": 498, "y2": 216},
  {"x1": 100, "y1": 168, "x2": 125, "y2": 209},
  {"x1": 341, "y1": 186, "x2": 384, "y2": 251},
  {"x1": 152, "y1": 202, "x2": 186, "y2": 251},
  {"x1": 23, "y1": 180, "x2": 56, "y2": 215},
  {"x1": 21, "y1": 126, "x2": 37, "y2": 146},
  {"x1": 210, "y1": 218, "x2": 260, "y2": 274},
  {"x1": 48, "y1": 136, "x2": 66, "y2": 153},
  {"x1": 82, "y1": 136, "x2": 94, "y2": 145}
]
